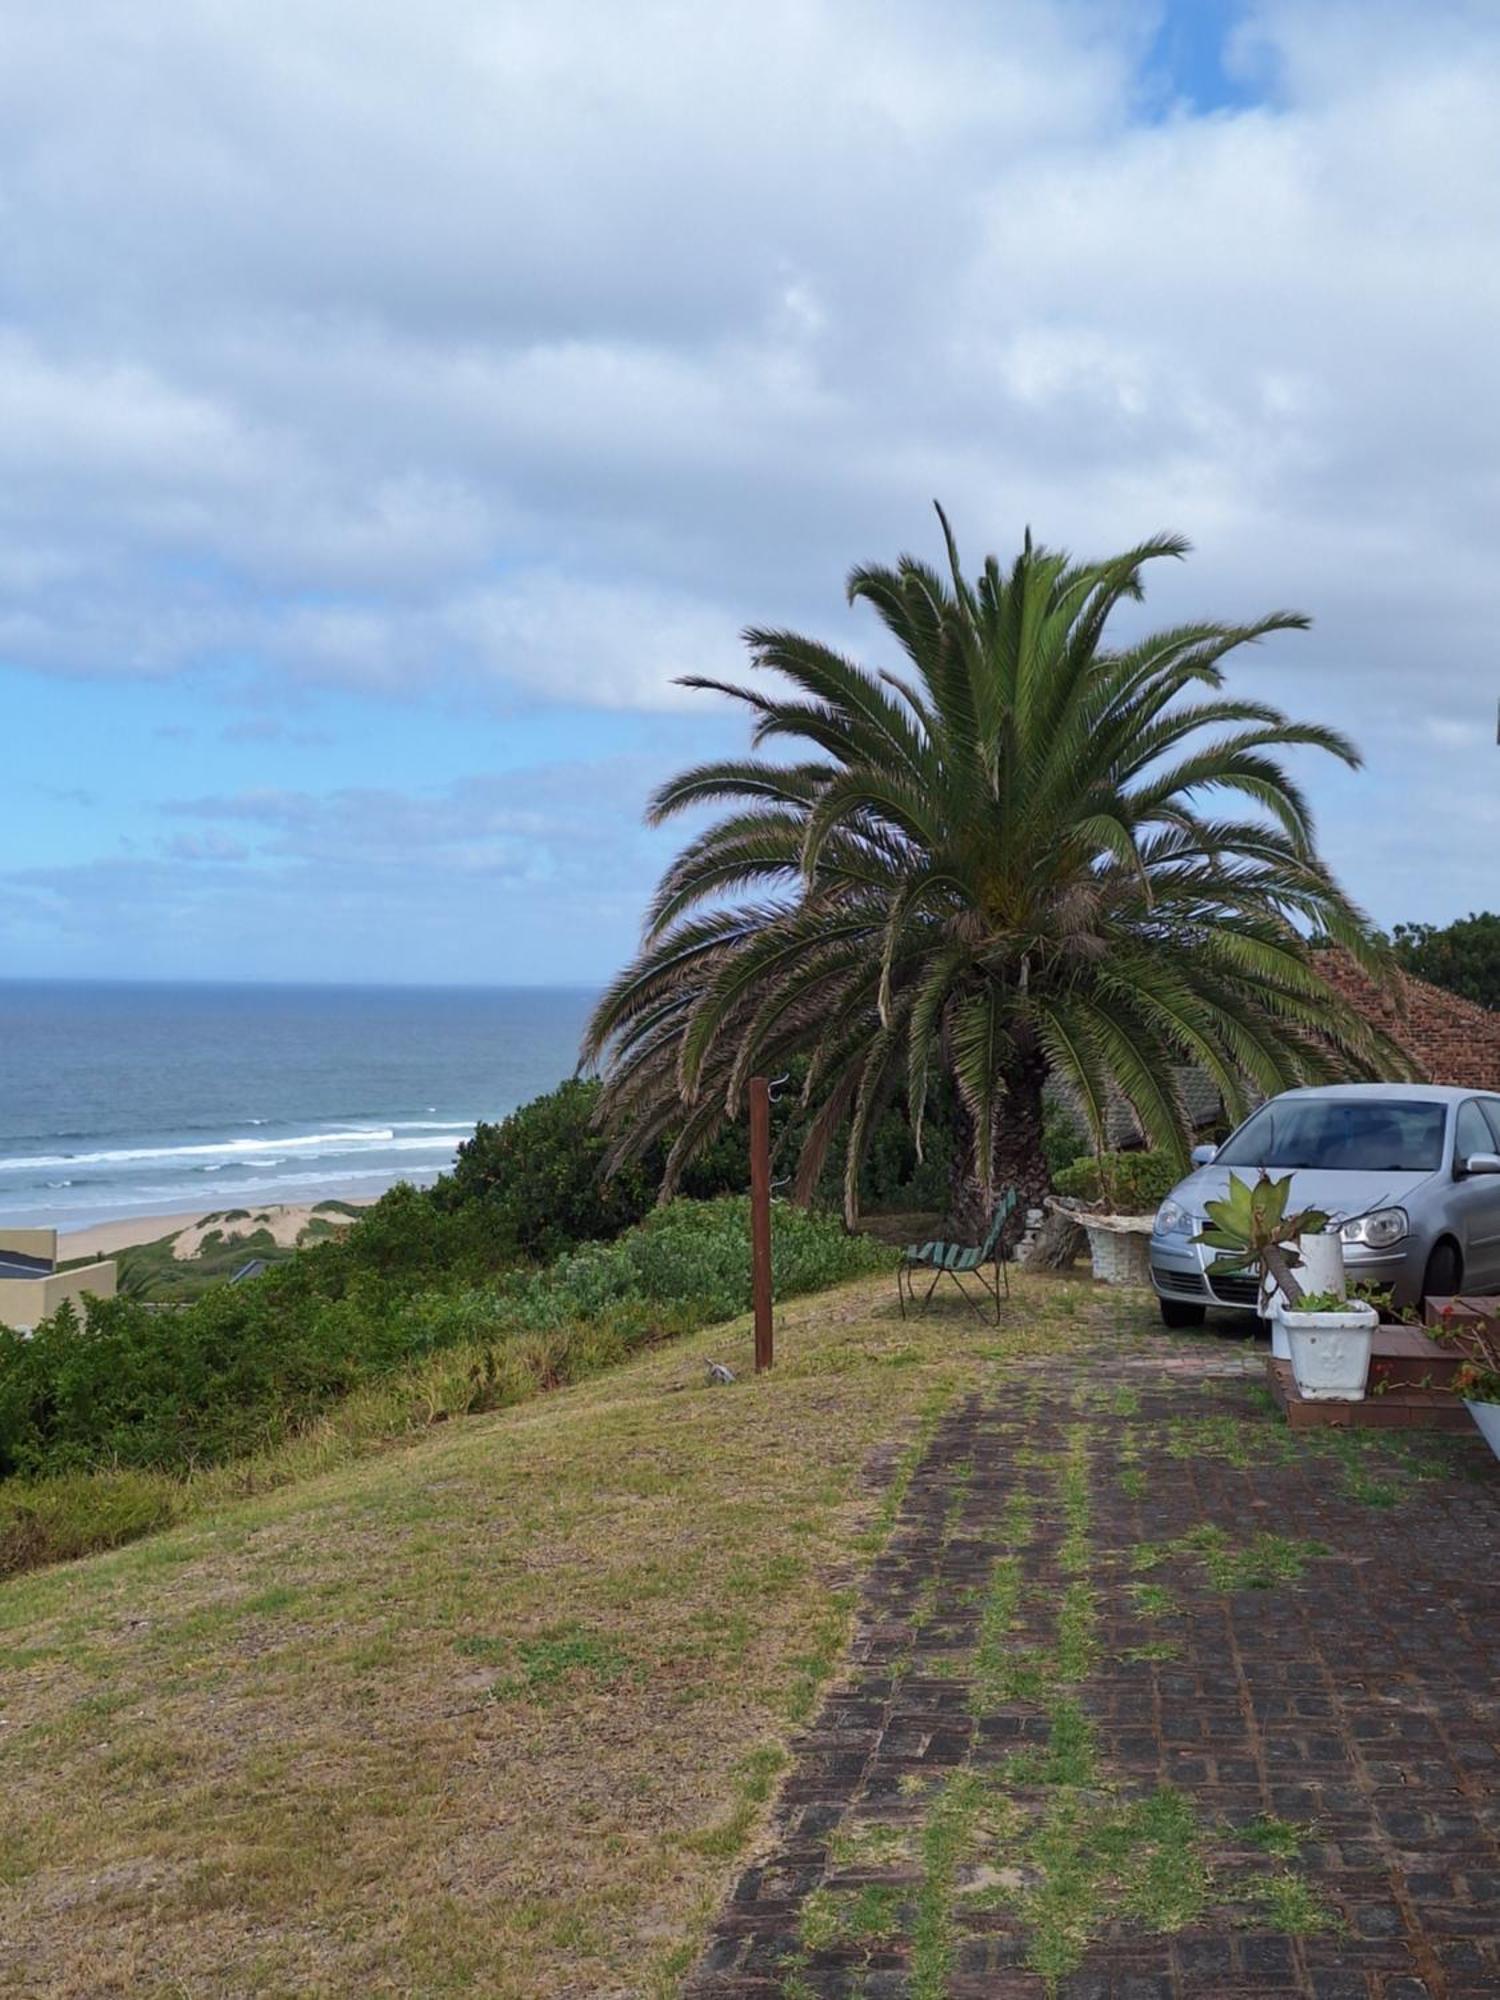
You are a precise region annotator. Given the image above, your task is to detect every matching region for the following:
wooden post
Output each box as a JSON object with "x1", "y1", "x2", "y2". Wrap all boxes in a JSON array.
[{"x1": 749, "y1": 1074, "x2": 773, "y2": 1371}]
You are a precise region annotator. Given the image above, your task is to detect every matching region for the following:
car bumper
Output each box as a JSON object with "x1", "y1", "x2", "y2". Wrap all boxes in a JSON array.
[
  {"x1": 1341, "y1": 1241, "x2": 1426, "y2": 1305},
  {"x1": 1148, "y1": 1237, "x2": 1260, "y2": 1313},
  {"x1": 1148, "y1": 1235, "x2": 1423, "y2": 1313}
]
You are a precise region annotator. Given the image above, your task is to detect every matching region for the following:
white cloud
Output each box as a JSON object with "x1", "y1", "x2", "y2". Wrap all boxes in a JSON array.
[
  {"x1": 438, "y1": 574, "x2": 743, "y2": 709},
  {"x1": 0, "y1": 0, "x2": 1498, "y2": 935},
  {"x1": 0, "y1": 0, "x2": 1145, "y2": 703}
]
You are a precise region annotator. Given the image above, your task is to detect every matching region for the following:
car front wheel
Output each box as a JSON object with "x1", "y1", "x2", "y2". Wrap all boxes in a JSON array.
[
  {"x1": 1159, "y1": 1297, "x2": 1207, "y2": 1330},
  {"x1": 1421, "y1": 1240, "x2": 1462, "y2": 1306}
]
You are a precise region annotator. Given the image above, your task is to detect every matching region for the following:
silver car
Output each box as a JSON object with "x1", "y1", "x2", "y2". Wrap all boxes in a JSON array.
[{"x1": 1149, "y1": 1083, "x2": 1500, "y2": 1328}]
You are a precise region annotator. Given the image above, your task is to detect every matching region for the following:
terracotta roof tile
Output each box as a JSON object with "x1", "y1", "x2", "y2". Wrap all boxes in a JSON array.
[{"x1": 1315, "y1": 948, "x2": 1500, "y2": 1089}]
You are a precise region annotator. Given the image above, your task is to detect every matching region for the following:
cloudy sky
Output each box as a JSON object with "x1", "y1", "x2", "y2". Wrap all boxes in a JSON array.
[{"x1": 2, "y1": 0, "x2": 1496, "y2": 986}]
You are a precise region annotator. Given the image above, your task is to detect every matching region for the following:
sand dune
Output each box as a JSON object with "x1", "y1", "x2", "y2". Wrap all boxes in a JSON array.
[{"x1": 61, "y1": 1199, "x2": 372, "y2": 1263}]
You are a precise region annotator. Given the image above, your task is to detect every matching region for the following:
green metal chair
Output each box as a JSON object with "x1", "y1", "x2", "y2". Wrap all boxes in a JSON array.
[{"x1": 897, "y1": 1188, "x2": 1018, "y2": 1325}]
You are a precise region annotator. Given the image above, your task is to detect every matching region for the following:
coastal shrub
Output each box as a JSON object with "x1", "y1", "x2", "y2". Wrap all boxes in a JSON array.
[
  {"x1": 0, "y1": 1197, "x2": 889, "y2": 1484},
  {"x1": 524, "y1": 1196, "x2": 890, "y2": 1328},
  {"x1": 432, "y1": 1079, "x2": 661, "y2": 1257},
  {"x1": 1052, "y1": 1151, "x2": 1182, "y2": 1213},
  {"x1": 433, "y1": 1077, "x2": 771, "y2": 1257},
  {"x1": 329, "y1": 1180, "x2": 511, "y2": 1281}
]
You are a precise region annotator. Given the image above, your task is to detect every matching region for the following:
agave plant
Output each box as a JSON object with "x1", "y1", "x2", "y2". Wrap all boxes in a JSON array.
[
  {"x1": 1195, "y1": 1172, "x2": 1331, "y2": 1308},
  {"x1": 583, "y1": 511, "x2": 1406, "y2": 1227}
]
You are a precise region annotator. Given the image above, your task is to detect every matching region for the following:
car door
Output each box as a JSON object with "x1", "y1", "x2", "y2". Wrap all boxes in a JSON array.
[
  {"x1": 1467, "y1": 1098, "x2": 1500, "y2": 1288},
  {"x1": 1450, "y1": 1099, "x2": 1500, "y2": 1287}
]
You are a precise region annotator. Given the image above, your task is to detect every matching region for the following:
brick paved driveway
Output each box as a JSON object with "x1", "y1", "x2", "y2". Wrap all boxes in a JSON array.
[{"x1": 686, "y1": 1345, "x2": 1500, "y2": 1999}]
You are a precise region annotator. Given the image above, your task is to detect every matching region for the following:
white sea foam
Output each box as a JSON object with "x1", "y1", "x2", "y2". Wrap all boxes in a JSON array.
[
  {"x1": 0, "y1": 1126, "x2": 472, "y2": 1175},
  {"x1": 38, "y1": 1162, "x2": 450, "y2": 1217}
]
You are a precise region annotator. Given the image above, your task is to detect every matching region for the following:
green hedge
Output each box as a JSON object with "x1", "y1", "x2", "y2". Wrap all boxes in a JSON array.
[{"x1": 1052, "y1": 1150, "x2": 1182, "y2": 1213}]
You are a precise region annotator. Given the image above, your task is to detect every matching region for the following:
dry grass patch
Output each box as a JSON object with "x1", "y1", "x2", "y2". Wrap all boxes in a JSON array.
[{"x1": 0, "y1": 1268, "x2": 1131, "y2": 1998}]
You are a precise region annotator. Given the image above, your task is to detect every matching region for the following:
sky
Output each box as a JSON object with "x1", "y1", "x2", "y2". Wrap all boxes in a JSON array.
[{"x1": 2, "y1": 0, "x2": 1497, "y2": 986}]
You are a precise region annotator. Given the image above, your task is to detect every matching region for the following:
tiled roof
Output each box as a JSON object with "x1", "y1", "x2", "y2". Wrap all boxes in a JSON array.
[
  {"x1": 1046, "y1": 949, "x2": 1500, "y2": 1149},
  {"x1": 1047, "y1": 1065, "x2": 1223, "y2": 1146},
  {"x1": 1313, "y1": 948, "x2": 1500, "y2": 1089}
]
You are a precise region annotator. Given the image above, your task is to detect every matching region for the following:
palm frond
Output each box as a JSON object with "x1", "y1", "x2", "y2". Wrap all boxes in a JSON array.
[{"x1": 585, "y1": 511, "x2": 1387, "y2": 1216}]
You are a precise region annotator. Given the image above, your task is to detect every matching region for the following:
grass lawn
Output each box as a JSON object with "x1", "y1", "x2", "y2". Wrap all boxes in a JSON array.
[{"x1": 0, "y1": 1265, "x2": 1125, "y2": 1998}]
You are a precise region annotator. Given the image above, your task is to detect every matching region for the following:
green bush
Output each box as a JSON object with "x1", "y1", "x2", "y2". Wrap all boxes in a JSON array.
[
  {"x1": 329, "y1": 1180, "x2": 510, "y2": 1281},
  {"x1": 433, "y1": 1077, "x2": 769, "y2": 1257},
  {"x1": 847, "y1": 1103, "x2": 949, "y2": 1211},
  {"x1": 433, "y1": 1078, "x2": 659, "y2": 1258},
  {"x1": 1043, "y1": 1095, "x2": 1089, "y2": 1179},
  {"x1": 1052, "y1": 1150, "x2": 1182, "y2": 1213},
  {"x1": 537, "y1": 1196, "x2": 889, "y2": 1327},
  {"x1": 0, "y1": 1197, "x2": 888, "y2": 1484}
]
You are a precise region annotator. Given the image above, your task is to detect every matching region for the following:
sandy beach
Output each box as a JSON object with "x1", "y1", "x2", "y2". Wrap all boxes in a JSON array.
[{"x1": 60, "y1": 1198, "x2": 376, "y2": 1263}]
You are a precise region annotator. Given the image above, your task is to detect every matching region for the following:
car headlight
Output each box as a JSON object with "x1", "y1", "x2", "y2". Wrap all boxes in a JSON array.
[
  {"x1": 1340, "y1": 1207, "x2": 1409, "y2": 1250},
  {"x1": 1153, "y1": 1199, "x2": 1193, "y2": 1238}
]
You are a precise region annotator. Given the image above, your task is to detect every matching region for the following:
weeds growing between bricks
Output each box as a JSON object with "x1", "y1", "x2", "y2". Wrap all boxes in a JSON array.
[{"x1": 787, "y1": 1390, "x2": 1344, "y2": 1995}]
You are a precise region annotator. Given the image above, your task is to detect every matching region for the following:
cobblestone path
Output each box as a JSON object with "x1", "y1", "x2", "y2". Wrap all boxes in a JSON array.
[{"x1": 685, "y1": 1347, "x2": 1500, "y2": 1999}]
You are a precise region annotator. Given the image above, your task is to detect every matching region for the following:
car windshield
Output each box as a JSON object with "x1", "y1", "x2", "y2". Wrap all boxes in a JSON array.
[{"x1": 1216, "y1": 1098, "x2": 1447, "y2": 1173}]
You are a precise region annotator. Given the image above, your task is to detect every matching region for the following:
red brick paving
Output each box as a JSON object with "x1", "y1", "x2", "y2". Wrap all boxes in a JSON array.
[{"x1": 684, "y1": 1345, "x2": 1500, "y2": 1998}]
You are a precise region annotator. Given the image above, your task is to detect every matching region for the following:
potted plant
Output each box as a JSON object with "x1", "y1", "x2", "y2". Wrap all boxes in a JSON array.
[
  {"x1": 1427, "y1": 1302, "x2": 1500, "y2": 1459},
  {"x1": 1195, "y1": 1172, "x2": 1377, "y2": 1400},
  {"x1": 1051, "y1": 1150, "x2": 1177, "y2": 1287}
]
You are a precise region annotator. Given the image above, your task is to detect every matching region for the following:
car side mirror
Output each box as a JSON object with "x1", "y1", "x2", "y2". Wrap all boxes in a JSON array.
[
  {"x1": 1461, "y1": 1151, "x2": 1500, "y2": 1176},
  {"x1": 1190, "y1": 1144, "x2": 1219, "y2": 1167}
]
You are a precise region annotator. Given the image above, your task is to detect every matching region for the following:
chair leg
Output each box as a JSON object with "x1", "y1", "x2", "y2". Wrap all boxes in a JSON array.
[
  {"x1": 940, "y1": 1268, "x2": 995, "y2": 1328},
  {"x1": 897, "y1": 1263, "x2": 908, "y2": 1318}
]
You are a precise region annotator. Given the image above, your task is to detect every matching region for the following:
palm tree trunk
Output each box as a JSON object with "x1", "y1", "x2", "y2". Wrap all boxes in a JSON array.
[{"x1": 949, "y1": 1052, "x2": 1050, "y2": 1239}]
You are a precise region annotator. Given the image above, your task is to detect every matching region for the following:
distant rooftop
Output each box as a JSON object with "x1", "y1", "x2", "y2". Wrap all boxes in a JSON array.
[{"x1": 0, "y1": 1250, "x2": 54, "y2": 1280}]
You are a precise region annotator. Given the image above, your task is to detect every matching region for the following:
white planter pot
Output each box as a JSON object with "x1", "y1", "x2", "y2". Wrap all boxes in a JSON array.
[
  {"x1": 1263, "y1": 1235, "x2": 1346, "y2": 1359},
  {"x1": 1082, "y1": 1219, "x2": 1153, "y2": 1287},
  {"x1": 1297, "y1": 1232, "x2": 1347, "y2": 1300},
  {"x1": 1464, "y1": 1399, "x2": 1500, "y2": 1460},
  {"x1": 1277, "y1": 1299, "x2": 1377, "y2": 1401},
  {"x1": 1261, "y1": 1234, "x2": 1346, "y2": 1314}
]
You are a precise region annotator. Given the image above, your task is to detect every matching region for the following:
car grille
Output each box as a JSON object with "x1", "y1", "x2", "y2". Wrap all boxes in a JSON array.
[
  {"x1": 1153, "y1": 1265, "x2": 1205, "y2": 1294},
  {"x1": 1208, "y1": 1272, "x2": 1261, "y2": 1308}
]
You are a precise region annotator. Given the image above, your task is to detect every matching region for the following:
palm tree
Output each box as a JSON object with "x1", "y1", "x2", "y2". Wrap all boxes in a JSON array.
[{"x1": 583, "y1": 512, "x2": 1405, "y2": 1229}]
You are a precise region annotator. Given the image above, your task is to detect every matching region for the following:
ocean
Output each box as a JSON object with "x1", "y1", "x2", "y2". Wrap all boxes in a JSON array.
[{"x1": 0, "y1": 981, "x2": 597, "y2": 1234}]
